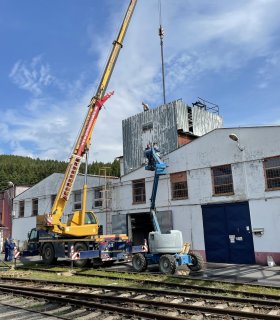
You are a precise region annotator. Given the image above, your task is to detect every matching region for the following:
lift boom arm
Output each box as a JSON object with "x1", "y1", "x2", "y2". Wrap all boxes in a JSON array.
[
  {"x1": 49, "y1": 1, "x2": 137, "y2": 233},
  {"x1": 144, "y1": 145, "x2": 168, "y2": 233}
]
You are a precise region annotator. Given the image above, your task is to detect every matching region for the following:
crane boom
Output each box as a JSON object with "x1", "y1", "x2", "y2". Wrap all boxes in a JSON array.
[{"x1": 47, "y1": 0, "x2": 137, "y2": 235}]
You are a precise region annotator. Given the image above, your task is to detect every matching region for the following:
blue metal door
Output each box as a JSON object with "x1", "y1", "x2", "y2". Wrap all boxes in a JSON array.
[{"x1": 202, "y1": 202, "x2": 255, "y2": 264}]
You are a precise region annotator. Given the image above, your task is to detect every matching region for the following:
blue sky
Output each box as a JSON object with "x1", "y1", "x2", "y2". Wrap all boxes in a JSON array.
[{"x1": 1, "y1": 0, "x2": 280, "y2": 162}]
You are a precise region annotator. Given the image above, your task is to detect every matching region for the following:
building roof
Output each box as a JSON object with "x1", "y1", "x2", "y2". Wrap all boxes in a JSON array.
[{"x1": 13, "y1": 172, "x2": 119, "y2": 201}]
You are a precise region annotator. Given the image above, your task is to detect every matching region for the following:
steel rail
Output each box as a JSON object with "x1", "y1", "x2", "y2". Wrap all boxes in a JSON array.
[
  {"x1": 0, "y1": 300, "x2": 68, "y2": 320},
  {"x1": 0, "y1": 284, "x2": 279, "y2": 320},
  {"x1": 0, "y1": 279, "x2": 280, "y2": 307},
  {"x1": 103, "y1": 266, "x2": 280, "y2": 288},
  {"x1": 0, "y1": 287, "x2": 188, "y2": 320},
  {"x1": 18, "y1": 264, "x2": 280, "y2": 289},
  {"x1": 13, "y1": 267, "x2": 280, "y2": 300}
]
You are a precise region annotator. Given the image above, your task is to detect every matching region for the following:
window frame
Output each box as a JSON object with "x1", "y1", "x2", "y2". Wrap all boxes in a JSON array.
[
  {"x1": 132, "y1": 178, "x2": 146, "y2": 204},
  {"x1": 170, "y1": 171, "x2": 188, "y2": 200},
  {"x1": 94, "y1": 187, "x2": 103, "y2": 208},
  {"x1": 263, "y1": 156, "x2": 280, "y2": 191},
  {"x1": 211, "y1": 164, "x2": 234, "y2": 196},
  {"x1": 51, "y1": 194, "x2": 56, "y2": 207},
  {"x1": 32, "y1": 198, "x2": 38, "y2": 216},
  {"x1": 73, "y1": 191, "x2": 82, "y2": 210},
  {"x1": 142, "y1": 122, "x2": 153, "y2": 132},
  {"x1": 19, "y1": 200, "x2": 25, "y2": 218}
]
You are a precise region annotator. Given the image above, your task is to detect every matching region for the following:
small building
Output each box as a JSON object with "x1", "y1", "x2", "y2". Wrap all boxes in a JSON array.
[
  {"x1": 111, "y1": 126, "x2": 280, "y2": 265},
  {"x1": 0, "y1": 185, "x2": 29, "y2": 251},
  {"x1": 12, "y1": 173, "x2": 118, "y2": 248}
]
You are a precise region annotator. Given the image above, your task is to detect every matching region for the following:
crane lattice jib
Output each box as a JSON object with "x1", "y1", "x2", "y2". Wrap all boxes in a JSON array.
[{"x1": 50, "y1": 0, "x2": 137, "y2": 228}]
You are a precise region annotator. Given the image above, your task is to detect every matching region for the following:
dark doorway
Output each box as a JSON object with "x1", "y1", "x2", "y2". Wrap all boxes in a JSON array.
[
  {"x1": 129, "y1": 213, "x2": 153, "y2": 245},
  {"x1": 128, "y1": 210, "x2": 174, "y2": 245},
  {"x1": 202, "y1": 202, "x2": 255, "y2": 264}
]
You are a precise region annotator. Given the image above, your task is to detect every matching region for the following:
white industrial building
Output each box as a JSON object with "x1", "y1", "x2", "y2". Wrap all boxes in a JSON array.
[
  {"x1": 12, "y1": 173, "x2": 117, "y2": 248},
  {"x1": 111, "y1": 126, "x2": 280, "y2": 265},
  {"x1": 11, "y1": 97, "x2": 280, "y2": 266}
]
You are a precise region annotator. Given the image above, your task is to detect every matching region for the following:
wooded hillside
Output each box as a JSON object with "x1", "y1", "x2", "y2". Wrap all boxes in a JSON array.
[{"x1": 0, "y1": 155, "x2": 120, "y2": 191}]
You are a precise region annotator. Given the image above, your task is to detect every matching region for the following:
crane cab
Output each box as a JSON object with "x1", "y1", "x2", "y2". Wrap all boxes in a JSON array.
[{"x1": 62, "y1": 210, "x2": 100, "y2": 237}]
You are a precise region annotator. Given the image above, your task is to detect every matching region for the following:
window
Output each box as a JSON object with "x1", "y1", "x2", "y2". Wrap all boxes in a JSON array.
[
  {"x1": 32, "y1": 198, "x2": 38, "y2": 216},
  {"x1": 132, "y1": 179, "x2": 146, "y2": 204},
  {"x1": 142, "y1": 122, "x2": 153, "y2": 132},
  {"x1": 51, "y1": 194, "x2": 56, "y2": 207},
  {"x1": 264, "y1": 156, "x2": 280, "y2": 190},
  {"x1": 84, "y1": 212, "x2": 97, "y2": 225},
  {"x1": 94, "y1": 188, "x2": 103, "y2": 207},
  {"x1": 73, "y1": 191, "x2": 81, "y2": 210},
  {"x1": 212, "y1": 164, "x2": 234, "y2": 195},
  {"x1": 19, "y1": 200, "x2": 25, "y2": 217},
  {"x1": 29, "y1": 229, "x2": 38, "y2": 241},
  {"x1": 170, "y1": 172, "x2": 188, "y2": 200}
]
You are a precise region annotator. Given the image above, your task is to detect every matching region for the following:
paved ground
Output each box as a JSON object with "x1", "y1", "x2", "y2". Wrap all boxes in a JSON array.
[
  {"x1": 1, "y1": 253, "x2": 280, "y2": 287},
  {"x1": 195, "y1": 262, "x2": 280, "y2": 286}
]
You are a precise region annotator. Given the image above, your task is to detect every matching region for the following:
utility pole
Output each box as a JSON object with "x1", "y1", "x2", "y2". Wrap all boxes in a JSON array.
[{"x1": 158, "y1": 0, "x2": 166, "y2": 104}]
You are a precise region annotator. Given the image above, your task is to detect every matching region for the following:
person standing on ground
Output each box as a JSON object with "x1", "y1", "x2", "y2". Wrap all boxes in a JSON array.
[
  {"x1": 8, "y1": 238, "x2": 15, "y2": 261},
  {"x1": 4, "y1": 238, "x2": 10, "y2": 261}
]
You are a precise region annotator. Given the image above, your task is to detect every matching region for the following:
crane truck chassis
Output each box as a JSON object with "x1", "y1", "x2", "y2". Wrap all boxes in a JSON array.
[
  {"x1": 22, "y1": 227, "x2": 203, "y2": 273},
  {"x1": 22, "y1": 227, "x2": 147, "y2": 267}
]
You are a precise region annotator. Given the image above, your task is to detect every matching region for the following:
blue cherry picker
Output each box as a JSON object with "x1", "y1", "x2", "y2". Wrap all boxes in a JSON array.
[{"x1": 132, "y1": 144, "x2": 204, "y2": 274}]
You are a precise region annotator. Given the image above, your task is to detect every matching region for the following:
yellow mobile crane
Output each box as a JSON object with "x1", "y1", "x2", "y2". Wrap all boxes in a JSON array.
[
  {"x1": 23, "y1": 1, "x2": 138, "y2": 267},
  {"x1": 43, "y1": 0, "x2": 137, "y2": 237}
]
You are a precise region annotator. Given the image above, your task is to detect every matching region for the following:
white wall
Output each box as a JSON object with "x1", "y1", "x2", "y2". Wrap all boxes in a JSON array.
[
  {"x1": 249, "y1": 198, "x2": 280, "y2": 252},
  {"x1": 13, "y1": 216, "x2": 36, "y2": 249},
  {"x1": 113, "y1": 126, "x2": 280, "y2": 258},
  {"x1": 12, "y1": 126, "x2": 280, "y2": 260},
  {"x1": 12, "y1": 173, "x2": 117, "y2": 244}
]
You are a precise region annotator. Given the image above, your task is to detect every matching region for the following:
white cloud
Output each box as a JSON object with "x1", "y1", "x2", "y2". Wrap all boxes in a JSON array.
[
  {"x1": 257, "y1": 51, "x2": 280, "y2": 89},
  {"x1": 9, "y1": 55, "x2": 54, "y2": 96},
  {"x1": 87, "y1": 0, "x2": 280, "y2": 161},
  {"x1": 4, "y1": 0, "x2": 280, "y2": 163}
]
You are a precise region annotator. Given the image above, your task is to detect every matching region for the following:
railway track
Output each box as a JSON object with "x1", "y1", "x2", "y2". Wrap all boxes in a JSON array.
[
  {"x1": 15, "y1": 266, "x2": 280, "y2": 299},
  {"x1": 18, "y1": 264, "x2": 280, "y2": 290},
  {"x1": 0, "y1": 277, "x2": 279, "y2": 319},
  {"x1": 0, "y1": 297, "x2": 71, "y2": 319}
]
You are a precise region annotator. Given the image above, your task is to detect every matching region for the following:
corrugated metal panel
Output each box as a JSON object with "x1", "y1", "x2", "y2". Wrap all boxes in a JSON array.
[
  {"x1": 122, "y1": 103, "x2": 178, "y2": 175},
  {"x1": 122, "y1": 100, "x2": 224, "y2": 175},
  {"x1": 192, "y1": 107, "x2": 223, "y2": 136},
  {"x1": 174, "y1": 99, "x2": 190, "y2": 132}
]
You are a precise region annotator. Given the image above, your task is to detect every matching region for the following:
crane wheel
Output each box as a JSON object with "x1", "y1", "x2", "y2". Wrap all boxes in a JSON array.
[
  {"x1": 132, "y1": 253, "x2": 147, "y2": 272},
  {"x1": 159, "y1": 254, "x2": 176, "y2": 274},
  {"x1": 73, "y1": 242, "x2": 89, "y2": 267},
  {"x1": 42, "y1": 243, "x2": 57, "y2": 265},
  {"x1": 187, "y1": 252, "x2": 204, "y2": 272}
]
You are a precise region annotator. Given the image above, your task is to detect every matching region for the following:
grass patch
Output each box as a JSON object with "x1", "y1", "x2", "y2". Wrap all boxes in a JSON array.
[{"x1": 5, "y1": 267, "x2": 279, "y2": 297}]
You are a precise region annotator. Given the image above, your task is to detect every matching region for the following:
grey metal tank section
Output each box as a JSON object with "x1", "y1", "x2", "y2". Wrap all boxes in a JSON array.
[{"x1": 122, "y1": 99, "x2": 223, "y2": 175}]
